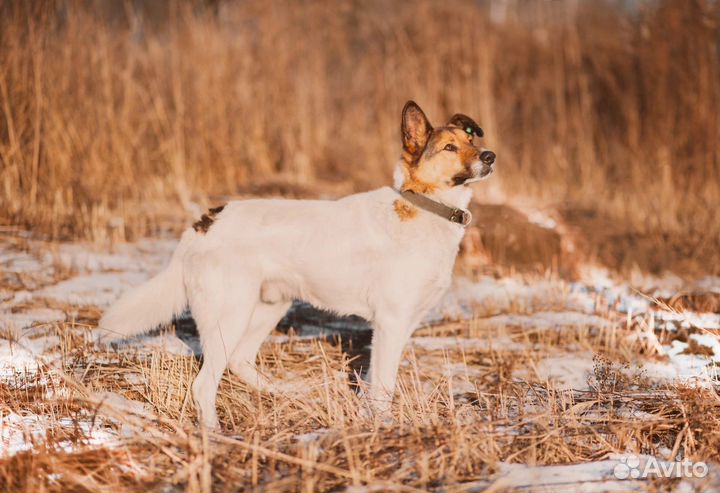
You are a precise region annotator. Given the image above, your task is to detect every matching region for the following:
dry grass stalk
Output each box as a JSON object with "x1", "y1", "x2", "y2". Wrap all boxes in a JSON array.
[
  {"x1": 0, "y1": 0, "x2": 718, "y2": 272},
  {"x1": 1, "y1": 308, "x2": 718, "y2": 491}
]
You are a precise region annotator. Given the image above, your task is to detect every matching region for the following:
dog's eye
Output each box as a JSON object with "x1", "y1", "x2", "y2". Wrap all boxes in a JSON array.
[{"x1": 444, "y1": 144, "x2": 458, "y2": 152}]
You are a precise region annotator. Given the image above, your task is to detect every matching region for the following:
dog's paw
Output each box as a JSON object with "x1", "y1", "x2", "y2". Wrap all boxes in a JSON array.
[
  {"x1": 358, "y1": 395, "x2": 394, "y2": 425},
  {"x1": 200, "y1": 415, "x2": 220, "y2": 431},
  {"x1": 194, "y1": 402, "x2": 221, "y2": 431}
]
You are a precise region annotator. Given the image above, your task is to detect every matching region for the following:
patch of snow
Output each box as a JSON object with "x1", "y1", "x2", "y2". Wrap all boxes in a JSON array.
[
  {"x1": 4, "y1": 291, "x2": 34, "y2": 305},
  {"x1": 1, "y1": 411, "x2": 118, "y2": 457},
  {"x1": 0, "y1": 249, "x2": 45, "y2": 275},
  {"x1": 693, "y1": 277, "x2": 720, "y2": 292},
  {"x1": 527, "y1": 210, "x2": 557, "y2": 230},
  {"x1": 138, "y1": 334, "x2": 194, "y2": 356},
  {"x1": 579, "y1": 266, "x2": 617, "y2": 291},
  {"x1": 689, "y1": 333, "x2": 720, "y2": 359},
  {"x1": 494, "y1": 459, "x2": 636, "y2": 491},
  {"x1": 636, "y1": 361, "x2": 682, "y2": 382},
  {"x1": 410, "y1": 335, "x2": 524, "y2": 352},
  {"x1": 491, "y1": 453, "x2": 718, "y2": 492},
  {"x1": 123, "y1": 373, "x2": 145, "y2": 385},
  {"x1": 0, "y1": 308, "x2": 66, "y2": 332},
  {"x1": 53, "y1": 239, "x2": 176, "y2": 273},
  {"x1": 36, "y1": 271, "x2": 149, "y2": 306},
  {"x1": 1, "y1": 240, "x2": 178, "y2": 340},
  {"x1": 111, "y1": 333, "x2": 194, "y2": 357},
  {"x1": 655, "y1": 311, "x2": 720, "y2": 331},
  {"x1": 0, "y1": 339, "x2": 40, "y2": 380},
  {"x1": 664, "y1": 340, "x2": 720, "y2": 384},
  {"x1": 0, "y1": 336, "x2": 62, "y2": 390},
  {"x1": 92, "y1": 392, "x2": 153, "y2": 436},
  {"x1": 93, "y1": 391, "x2": 150, "y2": 417},
  {"x1": 429, "y1": 276, "x2": 593, "y2": 321},
  {"x1": 295, "y1": 428, "x2": 330, "y2": 443},
  {"x1": 267, "y1": 334, "x2": 326, "y2": 344},
  {"x1": 576, "y1": 266, "x2": 719, "y2": 339},
  {"x1": 479, "y1": 311, "x2": 611, "y2": 331},
  {"x1": 529, "y1": 353, "x2": 595, "y2": 390},
  {"x1": 21, "y1": 335, "x2": 60, "y2": 354},
  {"x1": 575, "y1": 266, "x2": 654, "y2": 314}
]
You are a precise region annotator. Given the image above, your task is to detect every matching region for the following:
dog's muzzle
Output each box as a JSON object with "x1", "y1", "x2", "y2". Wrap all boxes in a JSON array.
[
  {"x1": 480, "y1": 150, "x2": 496, "y2": 165},
  {"x1": 474, "y1": 150, "x2": 496, "y2": 180}
]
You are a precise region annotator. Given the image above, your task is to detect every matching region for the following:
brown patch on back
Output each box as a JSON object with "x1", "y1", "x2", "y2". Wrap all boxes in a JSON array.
[
  {"x1": 393, "y1": 199, "x2": 418, "y2": 221},
  {"x1": 192, "y1": 204, "x2": 226, "y2": 233}
]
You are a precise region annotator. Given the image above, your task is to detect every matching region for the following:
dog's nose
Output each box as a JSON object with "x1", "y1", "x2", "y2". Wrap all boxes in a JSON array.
[{"x1": 480, "y1": 150, "x2": 496, "y2": 165}]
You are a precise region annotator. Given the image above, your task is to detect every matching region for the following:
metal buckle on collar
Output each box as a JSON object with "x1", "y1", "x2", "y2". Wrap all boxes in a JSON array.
[{"x1": 451, "y1": 209, "x2": 472, "y2": 227}]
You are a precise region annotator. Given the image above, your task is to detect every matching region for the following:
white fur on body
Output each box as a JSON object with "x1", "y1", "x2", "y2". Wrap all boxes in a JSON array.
[{"x1": 98, "y1": 172, "x2": 473, "y2": 428}]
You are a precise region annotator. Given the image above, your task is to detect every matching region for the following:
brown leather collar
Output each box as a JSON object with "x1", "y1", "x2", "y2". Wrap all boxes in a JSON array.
[{"x1": 398, "y1": 190, "x2": 472, "y2": 226}]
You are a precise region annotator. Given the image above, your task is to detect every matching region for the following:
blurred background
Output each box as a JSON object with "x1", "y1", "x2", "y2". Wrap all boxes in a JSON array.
[{"x1": 1, "y1": 0, "x2": 718, "y2": 276}]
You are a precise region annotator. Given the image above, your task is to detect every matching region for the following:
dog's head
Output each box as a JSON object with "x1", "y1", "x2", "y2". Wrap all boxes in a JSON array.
[{"x1": 398, "y1": 101, "x2": 495, "y2": 193}]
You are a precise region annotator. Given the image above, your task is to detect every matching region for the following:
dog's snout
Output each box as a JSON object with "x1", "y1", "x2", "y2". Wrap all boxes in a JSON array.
[{"x1": 480, "y1": 151, "x2": 496, "y2": 165}]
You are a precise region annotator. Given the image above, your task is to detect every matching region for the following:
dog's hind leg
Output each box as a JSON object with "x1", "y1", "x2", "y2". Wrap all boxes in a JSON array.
[
  {"x1": 189, "y1": 268, "x2": 260, "y2": 429},
  {"x1": 228, "y1": 301, "x2": 291, "y2": 391}
]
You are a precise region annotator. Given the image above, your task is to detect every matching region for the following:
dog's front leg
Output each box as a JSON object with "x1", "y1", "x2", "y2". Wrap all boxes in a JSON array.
[{"x1": 365, "y1": 315, "x2": 414, "y2": 415}]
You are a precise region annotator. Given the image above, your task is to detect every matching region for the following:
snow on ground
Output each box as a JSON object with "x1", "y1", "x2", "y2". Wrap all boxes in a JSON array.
[
  {"x1": 0, "y1": 240, "x2": 181, "y2": 458},
  {"x1": 36, "y1": 271, "x2": 150, "y2": 306},
  {"x1": 530, "y1": 352, "x2": 596, "y2": 391},
  {"x1": 429, "y1": 276, "x2": 587, "y2": 321},
  {"x1": 2, "y1": 308, "x2": 66, "y2": 334},
  {"x1": 487, "y1": 455, "x2": 718, "y2": 493},
  {"x1": 663, "y1": 338, "x2": 720, "y2": 384},
  {"x1": 1, "y1": 237, "x2": 719, "y2": 491},
  {"x1": 0, "y1": 339, "x2": 41, "y2": 380},
  {"x1": 2, "y1": 239, "x2": 719, "y2": 391},
  {"x1": 1, "y1": 240, "x2": 176, "y2": 332},
  {"x1": 409, "y1": 335, "x2": 525, "y2": 352},
  {"x1": 0, "y1": 411, "x2": 119, "y2": 456},
  {"x1": 477, "y1": 311, "x2": 610, "y2": 331},
  {"x1": 655, "y1": 310, "x2": 720, "y2": 331},
  {"x1": 526, "y1": 210, "x2": 558, "y2": 230}
]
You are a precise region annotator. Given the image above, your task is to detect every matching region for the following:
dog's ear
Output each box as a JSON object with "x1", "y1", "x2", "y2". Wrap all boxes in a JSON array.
[
  {"x1": 401, "y1": 101, "x2": 432, "y2": 163},
  {"x1": 447, "y1": 113, "x2": 484, "y2": 138}
]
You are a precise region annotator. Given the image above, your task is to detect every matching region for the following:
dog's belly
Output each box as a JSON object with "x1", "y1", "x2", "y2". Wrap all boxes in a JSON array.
[
  {"x1": 259, "y1": 275, "x2": 376, "y2": 320},
  {"x1": 258, "y1": 248, "x2": 453, "y2": 322}
]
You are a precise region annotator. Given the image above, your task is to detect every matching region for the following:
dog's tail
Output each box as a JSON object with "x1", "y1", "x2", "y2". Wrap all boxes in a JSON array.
[{"x1": 95, "y1": 229, "x2": 195, "y2": 344}]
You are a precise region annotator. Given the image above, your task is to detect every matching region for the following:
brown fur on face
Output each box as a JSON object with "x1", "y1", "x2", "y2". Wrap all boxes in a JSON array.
[{"x1": 399, "y1": 102, "x2": 487, "y2": 193}]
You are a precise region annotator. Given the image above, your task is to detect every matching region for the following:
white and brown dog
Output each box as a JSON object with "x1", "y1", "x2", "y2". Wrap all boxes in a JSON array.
[{"x1": 96, "y1": 101, "x2": 496, "y2": 428}]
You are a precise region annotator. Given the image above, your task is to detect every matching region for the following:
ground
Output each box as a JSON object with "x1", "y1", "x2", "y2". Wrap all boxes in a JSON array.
[{"x1": 1, "y1": 205, "x2": 719, "y2": 492}]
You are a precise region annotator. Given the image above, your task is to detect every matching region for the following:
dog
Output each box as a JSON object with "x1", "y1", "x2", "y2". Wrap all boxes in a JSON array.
[{"x1": 96, "y1": 101, "x2": 496, "y2": 428}]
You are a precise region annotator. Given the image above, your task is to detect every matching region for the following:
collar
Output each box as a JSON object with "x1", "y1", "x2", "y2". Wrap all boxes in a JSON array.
[{"x1": 397, "y1": 190, "x2": 472, "y2": 226}]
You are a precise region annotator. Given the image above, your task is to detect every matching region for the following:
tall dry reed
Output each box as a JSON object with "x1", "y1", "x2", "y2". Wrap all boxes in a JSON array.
[{"x1": 1, "y1": 0, "x2": 718, "y2": 244}]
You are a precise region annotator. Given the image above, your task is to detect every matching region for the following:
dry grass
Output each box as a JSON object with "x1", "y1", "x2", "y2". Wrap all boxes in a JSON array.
[
  {"x1": 1, "y1": 306, "x2": 719, "y2": 492},
  {"x1": 1, "y1": 0, "x2": 719, "y2": 263},
  {"x1": 2, "y1": 3, "x2": 719, "y2": 488}
]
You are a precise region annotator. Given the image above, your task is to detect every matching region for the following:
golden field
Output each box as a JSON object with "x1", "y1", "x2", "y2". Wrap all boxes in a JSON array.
[
  {"x1": 0, "y1": 0, "x2": 718, "y2": 276},
  {"x1": 2, "y1": 2, "x2": 720, "y2": 492}
]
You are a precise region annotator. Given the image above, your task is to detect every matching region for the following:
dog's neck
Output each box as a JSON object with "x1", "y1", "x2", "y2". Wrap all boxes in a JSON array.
[{"x1": 392, "y1": 163, "x2": 473, "y2": 211}]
